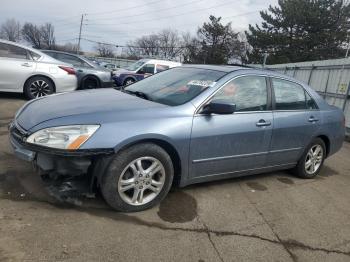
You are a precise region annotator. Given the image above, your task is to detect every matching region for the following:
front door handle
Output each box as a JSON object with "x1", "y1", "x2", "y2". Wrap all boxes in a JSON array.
[
  {"x1": 308, "y1": 116, "x2": 319, "y2": 123},
  {"x1": 21, "y1": 63, "x2": 32, "y2": 67},
  {"x1": 256, "y1": 119, "x2": 271, "y2": 127}
]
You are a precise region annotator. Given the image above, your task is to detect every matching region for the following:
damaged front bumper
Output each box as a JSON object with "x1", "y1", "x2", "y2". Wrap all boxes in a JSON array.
[{"x1": 9, "y1": 121, "x2": 114, "y2": 200}]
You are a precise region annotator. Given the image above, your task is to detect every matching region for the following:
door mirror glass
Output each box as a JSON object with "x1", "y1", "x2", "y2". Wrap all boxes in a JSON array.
[{"x1": 201, "y1": 100, "x2": 236, "y2": 115}]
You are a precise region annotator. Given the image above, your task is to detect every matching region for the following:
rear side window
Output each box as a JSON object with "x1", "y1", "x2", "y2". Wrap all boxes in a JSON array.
[
  {"x1": 55, "y1": 53, "x2": 91, "y2": 68},
  {"x1": 156, "y1": 64, "x2": 170, "y2": 73},
  {"x1": 0, "y1": 43, "x2": 29, "y2": 60},
  {"x1": 272, "y1": 78, "x2": 308, "y2": 110}
]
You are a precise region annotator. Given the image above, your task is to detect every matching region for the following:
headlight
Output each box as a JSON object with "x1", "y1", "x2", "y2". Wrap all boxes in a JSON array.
[{"x1": 26, "y1": 125, "x2": 100, "y2": 150}]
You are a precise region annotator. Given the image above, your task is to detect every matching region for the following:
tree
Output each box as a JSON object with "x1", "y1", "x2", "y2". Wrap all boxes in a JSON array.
[
  {"x1": 22, "y1": 23, "x2": 42, "y2": 48},
  {"x1": 54, "y1": 42, "x2": 78, "y2": 53},
  {"x1": 158, "y1": 29, "x2": 182, "y2": 59},
  {"x1": 94, "y1": 43, "x2": 115, "y2": 57},
  {"x1": 0, "y1": 18, "x2": 21, "y2": 42},
  {"x1": 40, "y1": 23, "x2": 56, "y2": 49},
  {"x1": 194, "y1": 15, "x2": 246, "y2": 64},
  {"x1": 246, "y1": 0, "x2": 350, "y2": 64},
  {"x1": 127, "y1": 34, "x2": 160, "y2": 57}
]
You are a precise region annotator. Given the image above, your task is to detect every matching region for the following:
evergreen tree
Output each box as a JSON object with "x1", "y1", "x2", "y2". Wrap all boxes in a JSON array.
[{"x1": 246, "y1": 0, "x2": 350, "y2": 64}]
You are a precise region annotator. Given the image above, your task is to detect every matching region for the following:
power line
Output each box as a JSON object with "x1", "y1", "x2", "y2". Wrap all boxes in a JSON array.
[
  {"x1": 86, "y1": 0, "x2": 165, "y2": 16},
  {"x1": 85, "y1": 0, "x2": 242, "y2": 26},
  {"x1": 86, "y1": 0, "x2": 206, "y2": 22},
  {"x1": 83, "y1": 11, "x2": 258, "y2": 34}
]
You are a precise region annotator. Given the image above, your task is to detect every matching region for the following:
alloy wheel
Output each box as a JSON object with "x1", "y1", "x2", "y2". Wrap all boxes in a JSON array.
[
  {"x1": 117, "y1": 156, "x2": 165, "y2": 206},
  {"x1": 305, "y1": 144, "x2": 323, "y2": 175},
  {"x1": 30, "y1": 80, "x2": 51, "y2": 98}
]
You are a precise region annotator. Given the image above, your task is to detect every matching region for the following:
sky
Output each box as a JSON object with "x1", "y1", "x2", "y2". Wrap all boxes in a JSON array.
[{"x1": 0, "y1": 0, "x2": 278, "y2": 53}]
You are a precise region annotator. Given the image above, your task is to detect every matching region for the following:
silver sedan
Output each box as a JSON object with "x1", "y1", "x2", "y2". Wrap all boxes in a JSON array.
[{"x1": 0, "y1": 39, "x2": 77, "y2": 99}]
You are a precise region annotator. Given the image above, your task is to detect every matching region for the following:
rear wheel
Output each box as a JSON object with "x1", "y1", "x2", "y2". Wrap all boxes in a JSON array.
[
  {"x1": 101, "y1": 143, "x2": 174, "y2": 212},
  {"x1": 82, "y1": 77, "x2": 100, "y2": 89},
  {"x1": 24, "y1": 76, "x2": 54, "y2": 100},
  {"x1": 293, "y1": 138, "x2": 326, "y2": 178}
]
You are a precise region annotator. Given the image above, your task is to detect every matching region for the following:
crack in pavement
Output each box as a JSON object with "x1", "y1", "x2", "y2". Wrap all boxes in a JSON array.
[
  {"x1": 1, "y1": 197, "x2": 350, "y2": 259},
  {"x1": 72, "y1": 205, "x2": 350, "y2": 258},
  {"x1": 198, "y1": 217, "x2": 225, "y2": 262}
]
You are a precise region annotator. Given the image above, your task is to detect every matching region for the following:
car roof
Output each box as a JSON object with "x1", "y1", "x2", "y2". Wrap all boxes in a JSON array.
[{"x1": 181, "y1": 64, "x2": 251, "y2": 72}]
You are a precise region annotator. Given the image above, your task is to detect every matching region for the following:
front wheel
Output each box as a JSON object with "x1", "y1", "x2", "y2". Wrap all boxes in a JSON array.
[
  {"x1": 123, "y1": 78, "x2": 135, "y2": 86},
  {"x1": 101, "y1": 143, "x2": 174, "y2": 212},
  {"x1": 293, "y1": 138, "x2": 326, "y2": 178}
]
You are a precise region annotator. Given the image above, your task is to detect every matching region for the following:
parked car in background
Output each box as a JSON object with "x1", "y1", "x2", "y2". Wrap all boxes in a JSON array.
[
  {"x1": 113, "y1": 59, "x2": 181, "y2": 87},
  {"x1": 9, "y1": 65, "x2": 345, "y2": 212},
  {"x1": 0, "y1": 39, "x2": 77, "y2": 99},
  {"x1": 42, "y1": 50, "x2": 114, "y2": 90}
]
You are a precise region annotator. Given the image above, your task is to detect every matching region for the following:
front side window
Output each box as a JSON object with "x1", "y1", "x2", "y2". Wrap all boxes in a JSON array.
[
  {"x1": 126, "y1": 60, "x2": 146, "y2": 71},
  {"x1": 272, "y1": 78, "x2": 309, "y2": 110},
  {"x1": 0, "y1": 43, "x2": 29, "y2": 60},
  {"x1": 212, "y1": 76, "x2": 268, "y2": 112},
  {"x1": 138, "y1": 64, "x2": 155, "y2": 74},
  {"x1": 125, "y1": 67, "x2": 226, "y2": 106}
]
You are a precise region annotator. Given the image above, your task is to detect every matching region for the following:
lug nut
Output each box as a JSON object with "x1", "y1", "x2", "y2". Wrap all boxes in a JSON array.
[
  {"x1": 139, "y1": 186, "x2": 143, "y2": 189},
  {"x1": 135, "y1": 181, "x2": 138, "y2": 184},
  {"x1": 146, "y1": 182, "x2": 150, "y2": 185},
  {"x1": 139, "y1": 174, "x2": 142, "y2": 177}
]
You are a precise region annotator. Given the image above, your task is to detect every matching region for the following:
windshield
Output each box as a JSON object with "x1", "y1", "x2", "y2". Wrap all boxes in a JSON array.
[
  {"x1": 126, "y1": 60, "x2": 147, "y2": 71},
  {"x1": 124, "y1": 67, "x2": 226, "y2": 106}
]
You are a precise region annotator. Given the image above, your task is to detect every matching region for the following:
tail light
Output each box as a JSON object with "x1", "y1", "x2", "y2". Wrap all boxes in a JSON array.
[{"x1": 59, "y1": 66, "x2": 76, "y2": 75}]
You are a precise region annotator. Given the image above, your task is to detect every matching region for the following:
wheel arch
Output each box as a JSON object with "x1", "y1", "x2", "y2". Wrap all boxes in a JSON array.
[
  {"x1": 92, "y1": 137, "x2": 182, "y2": 189},
  {"x1": 23, "y1": 74, "x2": 56, "y2": 93},
  {"x1": 123, "y1": 76, "x2": 137, "y2": 85},
  {"x1": 81, "y1": 74, "x2": 101, "y2": 89},
  {"x1": 316, "y1": 134, "x2": 330, "y2": 157}
]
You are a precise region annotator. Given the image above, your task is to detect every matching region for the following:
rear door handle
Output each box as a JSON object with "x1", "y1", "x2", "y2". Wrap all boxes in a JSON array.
[
  {"x1": 256, "y1": 119, "x2": 271, "y2": 127},
  {"x1": 21, "y1": 63, "x2": 32, "y2": 67},
  {"x1": 308, "y1": 116, "x2": 319, "y2": 123}
]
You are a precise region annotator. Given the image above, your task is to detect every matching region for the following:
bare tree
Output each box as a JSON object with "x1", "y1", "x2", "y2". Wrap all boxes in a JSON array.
[
  {"x1": 158, "y1": 29, "x2": 182, "y2": 59},
  {"x1": 127, "y1": 34, "x2": 160, "y2": 58},
  {"x1": 22, "y1": 23, "x2": 42, "y2": 48},
  {"x1": 40, "y1": 23, "x2": 56, "y2": 49},
  {"x1": 94, "y1": 43, "x2": 115, "y2": 57},
  {"x1": 180, "y1": 32, "x2": 200, "y2": 63},
  {"x1": 54, "y1": 42, "x2": 78, "y2": 53},
  {"x1": 0, "y1": 18, "x2": 21, "y2": 42}
]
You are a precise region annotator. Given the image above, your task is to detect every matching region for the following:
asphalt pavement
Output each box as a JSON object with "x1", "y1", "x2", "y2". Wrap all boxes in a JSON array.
[{"x1": 0, "y1": 93, "x2": 349, "y2": 262}]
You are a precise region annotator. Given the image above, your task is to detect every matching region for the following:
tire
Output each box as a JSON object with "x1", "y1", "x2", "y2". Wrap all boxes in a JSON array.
[
  {"x1": 123, "y1": 78, "x2": 135, "y2": 86},
  {"x1": 293, "y1": 138, "x2": 326, "y2": 178},
  {"x1": 101, "y1": 143, "x2": 174, "y2": 212},
  {"x1": 82, "y1": 77, "x2": 100, "y2": 89},
  {"x1": 24, "y1": 76, "x2": 54, "y2": 100}
]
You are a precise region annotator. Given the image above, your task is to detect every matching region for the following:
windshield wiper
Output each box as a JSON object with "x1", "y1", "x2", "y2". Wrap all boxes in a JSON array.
[{"x1": 121, "y1": 89, "x2": 151, "y2": 101}]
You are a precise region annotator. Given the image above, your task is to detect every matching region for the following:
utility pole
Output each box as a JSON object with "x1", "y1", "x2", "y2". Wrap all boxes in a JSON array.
[{"x1": 77, "y1": 14, "x2": 85, "y2": 54}]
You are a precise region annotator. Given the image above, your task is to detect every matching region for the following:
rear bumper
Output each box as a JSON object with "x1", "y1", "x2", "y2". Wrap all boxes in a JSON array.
[{"x1": 54, "y1": 75, "x2": 78, "y2": 93}]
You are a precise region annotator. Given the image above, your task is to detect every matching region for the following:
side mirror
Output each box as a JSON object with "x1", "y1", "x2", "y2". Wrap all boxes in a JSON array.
[{"x1": 201, "y1": 100, "x2": 236, "y2": 115}]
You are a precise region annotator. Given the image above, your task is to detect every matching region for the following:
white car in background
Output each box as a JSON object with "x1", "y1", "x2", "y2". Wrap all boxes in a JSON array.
[
  {"x1": 113, "y1": 59, "x2": 182, "y2": 87},
  {"x1": 0, "y1": 39, "x2": 77, "y2": 99}
]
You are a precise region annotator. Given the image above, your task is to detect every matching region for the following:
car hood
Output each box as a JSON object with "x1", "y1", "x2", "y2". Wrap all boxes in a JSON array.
[{"x1": 16, "y1": 89, "x2": 166, "y2": 131}]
